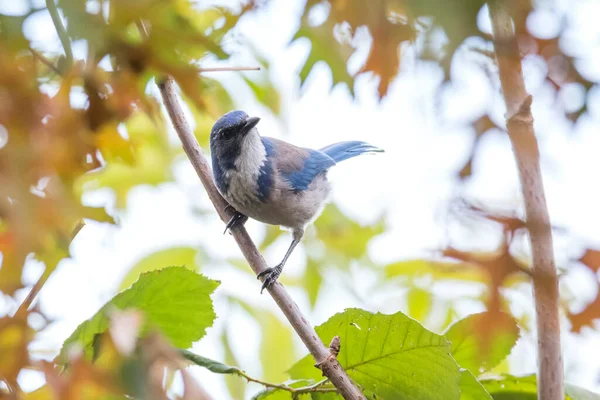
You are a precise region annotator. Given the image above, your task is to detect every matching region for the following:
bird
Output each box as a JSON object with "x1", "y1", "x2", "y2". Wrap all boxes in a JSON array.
[{"x1": 210, "y1": 110, "x2": 384, "y2": 293}]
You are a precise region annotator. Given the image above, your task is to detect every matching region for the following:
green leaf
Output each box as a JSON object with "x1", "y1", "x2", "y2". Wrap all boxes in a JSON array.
[
  {"x1": 291, "y1": 20, "x2": 354, "y2": 94},
  {"x1": 119, "y1": 247, "x2": 201, "y2": 290},
  {"x1": 445, "y1": 312, "x2": 519, "y2": 374},
  {"x1": 314, "y1": 204, "x2": 385, "y2": 261},
  {"x1": 407, "y1": 287, "x2": 432, "y2": 322},
  {"x1": 303, "y1": 258, "x2": 323, "y2": 308},
  {"x1": 59, "y1": 267, "x2": 219, "y2": 362},
  {"x1": 180, "y1": 349, "x2": 239, "y2": 374},
  {"x1": 481, "y1": 374, "x2": 600, "y2": 400},
  {"x1": 260, "y1": 313, "x2": 295, "y2": 383},
  {"x1": 385, "y1": 259, "x2": 486, "y2": 282},
  {"x1": 243, "y1": 76, "x2": 281, "y2": 115},
  {"x1": 460, "y1": 370, "x2": 493, "y2": 400},
  {"x1": 222, "y1": 329, "x2": 246, "y2": 400},
  {"x1": 289, "y1": 308, "x2": 461, "y2": 400}
]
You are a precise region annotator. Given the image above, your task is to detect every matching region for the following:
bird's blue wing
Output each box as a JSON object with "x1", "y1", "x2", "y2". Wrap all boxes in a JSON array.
[{"x1": 263, "y1": 137, "x2": 335, "y2": 192}]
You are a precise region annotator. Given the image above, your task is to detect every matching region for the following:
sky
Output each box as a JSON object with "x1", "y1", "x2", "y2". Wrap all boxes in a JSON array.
[{"x1": 1, "y1": 0, "x2": 600, "y2": 398}]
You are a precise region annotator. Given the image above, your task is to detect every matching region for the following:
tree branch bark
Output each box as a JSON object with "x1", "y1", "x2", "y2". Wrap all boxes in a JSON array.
[
  {"x1": 157, "y1": 77, "x2": 364, "y2": 400},
  {"x1": 488, "y1": 2, "x2": 563, "y2": 399}
]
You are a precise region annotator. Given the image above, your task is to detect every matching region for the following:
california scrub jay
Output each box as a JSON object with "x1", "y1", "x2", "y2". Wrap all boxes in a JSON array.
[{"x1": 210, "y1": 110, "x2": 383, "y2": 292}]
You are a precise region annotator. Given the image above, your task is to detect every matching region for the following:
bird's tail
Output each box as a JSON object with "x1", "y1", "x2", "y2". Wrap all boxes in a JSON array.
[{"x1": 319, "y1": 141, "x2": 384, "y2": 163}]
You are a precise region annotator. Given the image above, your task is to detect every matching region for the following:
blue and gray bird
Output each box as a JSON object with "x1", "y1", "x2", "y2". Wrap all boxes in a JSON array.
[{"x1": 210, "y1": 110, "x2": 383, "y2": 292}]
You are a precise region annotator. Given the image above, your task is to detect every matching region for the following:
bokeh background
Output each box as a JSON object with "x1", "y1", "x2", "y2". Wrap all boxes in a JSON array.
[{"x1": 1, "y1": 0, "x2": 600, "y2": 398}]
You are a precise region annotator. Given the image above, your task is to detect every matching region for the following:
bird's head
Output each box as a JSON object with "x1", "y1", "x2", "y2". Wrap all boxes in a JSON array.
[{"x1": 210, "y1": 110, "x2": 261, "y2": 158}]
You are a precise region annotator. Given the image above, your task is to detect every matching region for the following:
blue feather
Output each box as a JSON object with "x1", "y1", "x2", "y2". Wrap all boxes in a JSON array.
[
  {"x1": 283, "y1": 149, "x2": 335, "y2": 192},
  {"x1": 319, "y1": 141, "x2": 384, "y2": 163},
  {"x1": 257, "y1": 138, "x2": 275, "y2": 200}
]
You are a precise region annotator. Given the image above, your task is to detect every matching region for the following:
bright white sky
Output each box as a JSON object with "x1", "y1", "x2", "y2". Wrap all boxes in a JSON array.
[{"x1": 1, "y1": 0, "x2": 600, "y2": 398}]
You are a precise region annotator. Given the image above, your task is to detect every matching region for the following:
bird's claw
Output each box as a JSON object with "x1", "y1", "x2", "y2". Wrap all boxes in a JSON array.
[
  {"x1": 223, "y1": 211, "x2": 248, "y2": 234},
  {"x1": 257, "y1": 265, "x2": 282, "y2": 294}
]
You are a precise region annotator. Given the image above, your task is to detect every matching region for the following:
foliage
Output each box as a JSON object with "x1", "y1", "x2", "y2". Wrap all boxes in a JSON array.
[
  {"x1": 1, "y1": 0, "x2": 599, "y2": 398},
  {"x1": 59, "y1": 267, "x2": 219, "y2": 362}
]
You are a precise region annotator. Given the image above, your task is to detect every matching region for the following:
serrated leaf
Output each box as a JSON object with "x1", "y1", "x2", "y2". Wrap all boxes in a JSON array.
[
  {"x1": 460, "y1": 370, "x2": 492, "y2": 400},
  {"x1": 119, "y1": 247, "x2": 200, "y2": 290},
  {"x1": 289, "y1": 308, "x2": 461, "y2": 400},
  {"x1": 59, "y1": 267, "x2": 219, "y2": 362},
  {"x1": 445, "y1": 312, "x2": 519, "y2": 374}
]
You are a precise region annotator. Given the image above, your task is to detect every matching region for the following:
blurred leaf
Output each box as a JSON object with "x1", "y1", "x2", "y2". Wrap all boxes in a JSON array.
[
  {"x1": 77, "y1": 112, "x2": 173, "y2": 208},
  {"x1": 291, "y1": 19, "x2": 354, "y2": 94},
  {"x1": 0, "y1": 313, "x2": 33, "y2": 385},
  {"x1": 579, "y1": 249, "x2": 600, "y2": 273},
  {"x1": 407, "y1": 286, "x2": 433, "y2": 322},
  {"x1": 243, "y1": 76, "x2": 281, "y2": 115},
  {"x1": 481, "y1": 375, "x2": 600, "y2": 400},
  {"x1": 459, "y1": 370, "x2": 493, "y2": 400},
  {"x1": 59, "y1": 267, "x2": 219, "y2": 362},
  {"x1": 289, "y1": 308, "x2": 461, "y2": 399},
  {"x1": 119, "y1": 246, "x2": 201, "y2": 290},
  {"x1": 314, "y1": 204, "x2": 384, "y2": 261},
  {"x1": 222, "y1": 328, "x2": 246, "y2": 400},
  {"x1": 303, "y1": 258, "x2": 323, "y2": 308},
  {"x1": 385, "y1": 259, "x2": 487, "y2": 283},
  {"x1": 445, "y1": 311, "x2": 519, "y2": 374},
  {"x1": 568, "y1": 292, "x2": 600, "y2": 333},
  {"x1": 259, "y1": 225, "x2": 285, "y2": 252},
  {"x1": 260, "y1": 312, "x2": 296, "y2": 383},
  {"x1": 358, "y1": 3, "x2": 413, "y2": 98}
]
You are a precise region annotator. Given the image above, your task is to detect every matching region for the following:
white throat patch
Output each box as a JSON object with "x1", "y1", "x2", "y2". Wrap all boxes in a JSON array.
[{"x1": 225, "y1": 128, "x2": 267, "y2": 206}]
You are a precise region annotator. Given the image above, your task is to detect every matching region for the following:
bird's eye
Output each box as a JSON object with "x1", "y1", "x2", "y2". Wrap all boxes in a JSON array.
[{"x1": 220, "y1": 127, "x2": 235, "y2": 139}]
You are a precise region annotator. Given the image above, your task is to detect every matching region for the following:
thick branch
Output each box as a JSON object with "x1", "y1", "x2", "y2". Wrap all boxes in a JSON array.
[
  {"x1": 488, "y1": 1, "x2": 563, "y2": 399},
  {"x1": 46, "y1": 0, "x2": 73, "y2": 69},
  {"x1": 157, "y1": 77, "x2": 364, "y2": 400}
]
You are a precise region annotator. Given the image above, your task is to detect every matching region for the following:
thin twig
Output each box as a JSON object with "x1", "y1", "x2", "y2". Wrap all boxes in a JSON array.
[
  {"x1": 157, "y1": 76, "x2": 364, "y2": 399},
  {"x1": 46, "y1": 0, "x2": 73, "y2": 69},
  {"x1": 488, "y1": 1, "x2": 563, "y2": 399},
  {"x1": 29, "y1": 48, "x2": 62, "y2": 75},
  {"x1": 241, "y1": 372, "x2": 335, "y2": 394},
  {"x1": 14, "y1": 221, "x2": 85, "y2": 316},
  {"x1": 180, "y1": 349, "x2": 334, "y2": 395},
  {"x1": 198, "y1": 66, "x2": 261, "y2": 72}
]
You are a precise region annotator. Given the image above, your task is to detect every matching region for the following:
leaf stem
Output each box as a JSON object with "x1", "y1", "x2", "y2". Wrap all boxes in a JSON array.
[
  {"x1": 45, "y1": 0, "x2": 73, "y2": 69},
  {"x1": 198, "y1": 66, "x2": 261, "y2": 72},
  {"x1": 181, "y1": 349, "x2": 335, "y2": 395}
]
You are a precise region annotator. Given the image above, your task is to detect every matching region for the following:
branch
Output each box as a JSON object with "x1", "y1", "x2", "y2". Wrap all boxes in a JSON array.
[
  {"x1": 15, "y1": 220, "x2": 85, "y2": 316},
  {"x1": 488, "y1": 1, "x2": 563, "y2": 399},
  {"x1": 157, "y1": 76, "x2": 364, "y2": 399},
  {"x1": 46, "y1": 0, "x2": 73, "y2": 69}
]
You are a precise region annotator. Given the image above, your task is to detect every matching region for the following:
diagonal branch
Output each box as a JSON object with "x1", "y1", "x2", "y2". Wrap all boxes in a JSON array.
[
  {"x1": 488, "y1": 1, "x2": 563, "y2": 399},
  {"x1": 157, "y1": 76, "x2": 365, "y2": 400}
]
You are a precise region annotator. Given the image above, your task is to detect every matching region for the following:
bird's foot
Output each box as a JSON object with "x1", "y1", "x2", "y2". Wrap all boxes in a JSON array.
[
  {"x1": 223, "y1": 209, "x2": 248, "y2": 234},
  {"x1": 257, "y1": 264, "x2": 283, "y2": 294}
]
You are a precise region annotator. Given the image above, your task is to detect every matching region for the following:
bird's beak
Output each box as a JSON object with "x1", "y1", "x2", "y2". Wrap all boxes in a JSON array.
[{"x1": 241, "y1": 116, "x2": 260, "y2": 135}]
